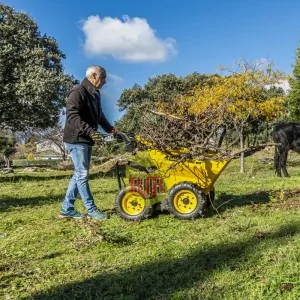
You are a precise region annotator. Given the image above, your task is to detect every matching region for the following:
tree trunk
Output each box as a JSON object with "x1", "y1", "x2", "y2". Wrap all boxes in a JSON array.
[
  {"x1": 4, "y1": 155, "x2": 10, "y2": 169},
  {"x1": 240, "y1": 126, "x2": 245, "y2": 173}
]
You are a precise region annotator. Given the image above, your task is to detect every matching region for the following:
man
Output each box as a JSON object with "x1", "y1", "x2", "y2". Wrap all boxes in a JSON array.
[{"x1": 59, "y1": 65, "x2": 116, "y2": 219}]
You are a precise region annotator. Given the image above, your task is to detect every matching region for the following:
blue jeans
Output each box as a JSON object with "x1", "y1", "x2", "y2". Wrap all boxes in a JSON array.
[{"x1": 61, "y1": 143, "x2": 97, "y2": 213}]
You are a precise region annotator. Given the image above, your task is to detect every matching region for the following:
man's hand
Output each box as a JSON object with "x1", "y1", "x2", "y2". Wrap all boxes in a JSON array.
[{"x1": 90, "y1": 132, "x2": 103, "y2": 145}]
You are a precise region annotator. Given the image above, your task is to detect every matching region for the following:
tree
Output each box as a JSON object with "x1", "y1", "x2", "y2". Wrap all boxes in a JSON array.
[
  {"x1": 116, "y1": 72, "x2": 215, "y2": 134},
  {"x1": 287, "y1": 43, "x2": 300, "y2": 121},
  {"x1": 34, "y1": 125, "x2": 67, "y2": 160},
  {"x1": 0, "y1": 4, "x2": 77, "y2": 132},
  {"x1": 117, "y1": 84, "x2": 149, "y2": 111},
  {"x1": 0, "y1": 131, "x2": 16, "y2": 168},
  {"x1": 137, "y1": 60, "x2": 287, "y2": 173},
  {"x1": 144, "y1": 73, "x2": 185, "y2": 102},
  {"x1": 14, "y1": 136, "x2": 37, "y2": 159},
  {"x1": 115, "y1": 104, "x2": 148, "y2": 134},
  {"x1": 183, "y1": 72, "x2": 216, "y2": 93}
]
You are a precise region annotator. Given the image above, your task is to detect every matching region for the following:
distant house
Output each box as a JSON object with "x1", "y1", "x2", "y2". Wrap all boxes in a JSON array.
[{"x1": 36, "y1": 141, "x2": 64, "y2": 160}]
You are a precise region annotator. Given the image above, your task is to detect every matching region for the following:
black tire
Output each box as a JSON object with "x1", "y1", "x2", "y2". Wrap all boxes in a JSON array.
[
  {"x1": 167, "y1": 182, "x2": 206, "y2": 220},
  {"x1": 114, "y1": 187, "x2": 152, "y2": 221}
]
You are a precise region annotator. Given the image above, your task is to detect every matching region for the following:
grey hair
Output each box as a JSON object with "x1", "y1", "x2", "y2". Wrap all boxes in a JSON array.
[{"x1": 86, "y1": 65, "x2": 106, "y2": 78}]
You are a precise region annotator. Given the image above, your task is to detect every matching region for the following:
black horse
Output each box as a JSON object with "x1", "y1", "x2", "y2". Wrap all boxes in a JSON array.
[{"x1": 273, "y1": 122, "x2": 300, "y2": 177}]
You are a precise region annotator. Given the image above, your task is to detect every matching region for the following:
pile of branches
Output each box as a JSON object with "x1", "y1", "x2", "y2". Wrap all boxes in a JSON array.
[
  {"x1": 135, "y1": 103, "x2": 271, "y2": 161},
  {"x1": 97, "y1": 101, "x2": 275, "y2": 173}
]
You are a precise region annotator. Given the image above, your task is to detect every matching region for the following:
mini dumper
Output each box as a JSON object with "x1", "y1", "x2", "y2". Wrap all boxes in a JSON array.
[{"x1": 110, "y1": 133, "x2": 231, "y2": 221}]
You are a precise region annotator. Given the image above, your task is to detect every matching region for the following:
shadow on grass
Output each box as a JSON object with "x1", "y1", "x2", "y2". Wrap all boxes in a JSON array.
[
  {"x1": 0, "y1": 195, "x2": 65, "y2": 211},
  {"x1": 0, "y1": 191, "x2": 119, "y2": 213},
  {"x1": 208, "y1": 191, "x2": 271, "y2": 216},
  {"x1": 0, "y1": 172, "x2": 116, "y2": 183},
  {"x1": 0, "y1": 173, "x2": 72, "y2": 182},
  {"x1": 30, "y1": 222, "x2": 300, "y2": 300},
  {"x1": 0, "y1": 173, "x2": 119, "y2": 211},
  {"x1": 0, "y1": 193, "x2": 118, "y2": 213},
  {"x1": 148, "y1": 191, "x2": 271, "y2": 220}
]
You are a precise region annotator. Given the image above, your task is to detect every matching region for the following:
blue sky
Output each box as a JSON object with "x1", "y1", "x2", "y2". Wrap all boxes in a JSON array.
[{"x1": 3, "y1": 0, "x2": 300, "y2": 124}]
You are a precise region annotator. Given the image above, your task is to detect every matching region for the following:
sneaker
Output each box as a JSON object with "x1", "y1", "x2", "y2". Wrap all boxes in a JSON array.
[
  {"x1": 59, "y1": 209, "x2": 82, "y2": 219},
  {"x1": 87, "y1": 209, "x2": 108, "y2": 220}
]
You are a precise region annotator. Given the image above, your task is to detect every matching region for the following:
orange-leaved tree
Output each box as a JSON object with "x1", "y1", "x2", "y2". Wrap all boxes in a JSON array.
[
  {"x1": 147, "y1": 60, "x2": 287, "y2": 173},
  {"x1": 179, "y1": 61, "x2": 286, "y2": 172}
]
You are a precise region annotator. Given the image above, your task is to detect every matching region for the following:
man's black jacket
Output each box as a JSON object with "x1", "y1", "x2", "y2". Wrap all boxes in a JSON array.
[{"x1": 63, "y1": 78, "x2": 114, "y2": 145}]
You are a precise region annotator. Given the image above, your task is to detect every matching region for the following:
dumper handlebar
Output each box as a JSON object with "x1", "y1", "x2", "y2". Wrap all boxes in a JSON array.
[
  {"x1": 115, "y1": 132, "x2": 132, "y2": 145},
  {"x1": 102, "y1": 132, "x2": 134, "y2": 145}
]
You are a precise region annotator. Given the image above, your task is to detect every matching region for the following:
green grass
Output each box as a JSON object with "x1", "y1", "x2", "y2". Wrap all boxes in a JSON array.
[{"x1": 1, "y1": 153, "x2": 300, "y2": 299}]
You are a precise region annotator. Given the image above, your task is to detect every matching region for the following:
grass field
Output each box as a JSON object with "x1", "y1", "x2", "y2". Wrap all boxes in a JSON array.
[{"x1": 1, "y1": 150, "x2": 300, "y2": 299}]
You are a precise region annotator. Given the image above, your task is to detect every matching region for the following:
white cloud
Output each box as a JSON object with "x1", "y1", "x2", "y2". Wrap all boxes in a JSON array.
[
  {"x1": 107, "y1": 73, "x2": 124, "y2": 83},
  {"x1": 82, "y1": 15, "x2": 176, "y2": 62}
]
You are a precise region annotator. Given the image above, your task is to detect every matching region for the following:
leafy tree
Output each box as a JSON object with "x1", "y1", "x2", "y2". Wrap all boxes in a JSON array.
[
  {"x1": 144, "y1": 74, "x2": 185, "y2": 102},
  {"x1": 0, "y1": 4, "x2": 77, "y2": 132},
  {"x1": 287, "y1": 44, "x2": 300, "y2": 121},
  {"x1": 0, "y1": 131, "x2": 16, "y2": 168},
  {"x1": 117, "y1": 84, "x2": 149, "y2": 111},
  {"x1": 115, "y1": 101, "x2": 152, "y2": 135},
  {"x1": 14, "y1": 136, "x2": 37, "y2": 159},
  {"x1": 116, "y1": 74, "x2": 184, "y2": 134},
  {"x1": 183, "y1": 72, "x2": 216, "y2": 93},
  {"x1": 169, "y1": 61, "x2": 287, "y2": 172},
  {"x1": 116, "y1": 72, "x2": 215, "y2": 134}
]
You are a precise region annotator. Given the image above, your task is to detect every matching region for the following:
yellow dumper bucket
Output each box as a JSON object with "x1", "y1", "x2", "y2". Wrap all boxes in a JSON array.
[
  {"x1": 114, "y1": 140, "x2": 231, "y2": 221},
  {"x1": 147, "y1": 148, "x2": 231, "y2": 194}
]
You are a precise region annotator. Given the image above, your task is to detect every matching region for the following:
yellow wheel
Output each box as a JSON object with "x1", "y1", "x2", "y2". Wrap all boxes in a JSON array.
[
  {"x1": 173, "y1": 189, "x2": 198, "y2": 214},
  {"x1": 115, "y1": 187, "x2": 152, "y2": 221},
  {"x1": 167, "y1": 182, "x2": 206, "y2": 220},
  {"x1": 122, "y1": 191, "x2": 146, "y2": 215}
]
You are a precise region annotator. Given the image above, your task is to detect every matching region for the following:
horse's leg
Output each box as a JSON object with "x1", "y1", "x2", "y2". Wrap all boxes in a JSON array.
[
  {"x1": 274, "y1": 145, "x2": 281, "y2": 177},
  {"x1": 281, "y1": 149, "x2": 289, "y2": 177}
]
